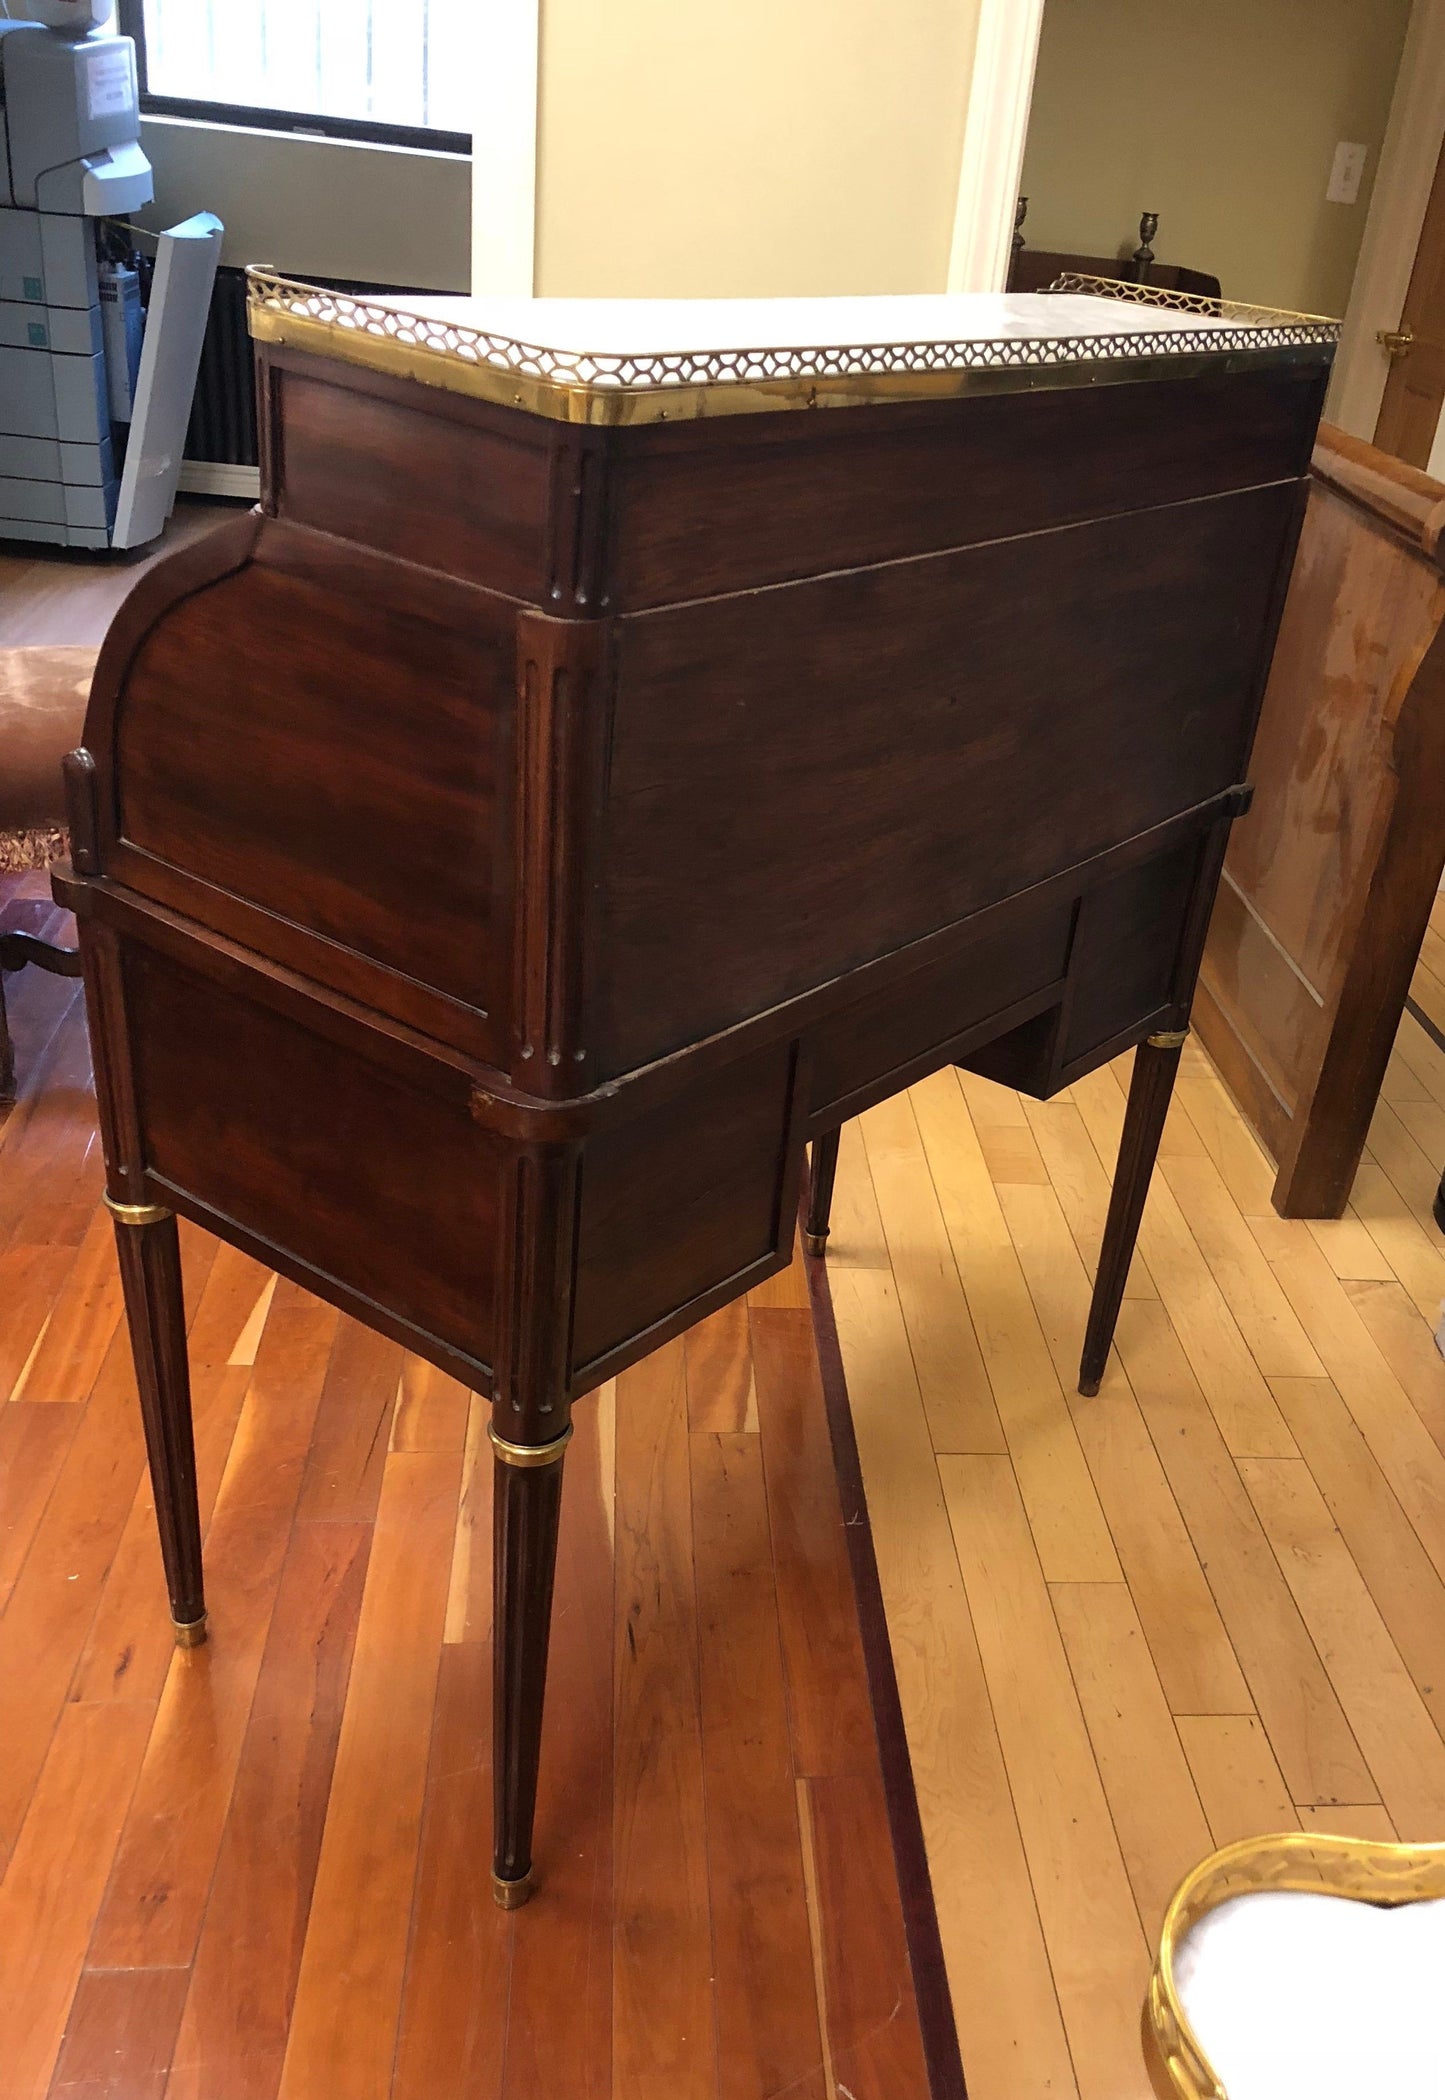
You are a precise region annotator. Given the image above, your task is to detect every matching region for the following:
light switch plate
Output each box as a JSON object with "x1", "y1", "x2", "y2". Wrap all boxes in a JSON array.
[{"x1": 1327, "y1": 141, "x2": 1368, "y2": 206}]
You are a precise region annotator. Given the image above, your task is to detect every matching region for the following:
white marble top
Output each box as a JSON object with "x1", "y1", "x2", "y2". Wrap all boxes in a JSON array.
[
  {"x1": 350, "y1": 289, "x2": 1245, "y2": 356},
  {"x1": 247, "y1": 271, "x2": 1338, "y2": 422}
]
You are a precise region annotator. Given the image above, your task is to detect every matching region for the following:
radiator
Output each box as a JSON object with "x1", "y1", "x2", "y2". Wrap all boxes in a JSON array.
[
  {"x1": 179, "y1": 264, "x2": 260, "y2": 498},
  {"x1": 177, "y1": 266, "x2": 448, "y2": 502}
]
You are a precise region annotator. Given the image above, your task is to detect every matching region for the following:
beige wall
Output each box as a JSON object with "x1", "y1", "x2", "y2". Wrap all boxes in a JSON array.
[
  {"x1": 1019, "y1": 0, "x2": 1410, "y2": 317},
  {"x1": 535, "y1": 0, "x2": 982, "y2": 297},
  {"x1": 137, "y1": 117, "x2": 470, "y2": 290}
]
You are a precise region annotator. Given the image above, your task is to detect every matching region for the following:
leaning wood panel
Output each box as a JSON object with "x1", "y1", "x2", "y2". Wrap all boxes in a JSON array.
[{"x1": 1197, "y1": 423, "x2": 1445, "y2": 1215}]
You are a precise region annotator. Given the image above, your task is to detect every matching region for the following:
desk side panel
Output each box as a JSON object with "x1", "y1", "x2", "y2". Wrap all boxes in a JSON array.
[
  {"x1": 105, "y1": 533, "x2": 516, "y2": 1062},
  {"x1": 122, "y1": 938, "x2": 502, "y2": 1374},
  {"x1": 605, "y1": 365, "x2": 1324, "y2": 609},
  {"x1": 595, "y1": 480, "x2": 1298, "y2": 1077}
]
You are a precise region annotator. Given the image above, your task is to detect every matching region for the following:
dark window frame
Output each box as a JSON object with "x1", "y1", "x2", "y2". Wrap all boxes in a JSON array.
[{"x1": 115, "y1": 0, "x2": 471, "y2": 157}]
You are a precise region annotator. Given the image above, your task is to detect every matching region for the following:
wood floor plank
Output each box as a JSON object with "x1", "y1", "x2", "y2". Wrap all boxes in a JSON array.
[
  {"x1": 1128, "y1": 1171, "x2": 1299, "y2": 1458},
  {"x1": 0, "y1": 1701, "x2": 152, "y2": 2100},
  {"x1": 1019, "y1": 1094, "x2": 1158, "y2": 1299},
  {"x1": 1176, "y1": 1716, "x2": 1299, "y2": 1848},
  {"x1": 956, "y1": 1066, "x2": 1031, "y2": 1128},
  {"x1": 1348, "y1": 1162, "x2": 1445, "y2": 1325},
  {"x1": 1247, "y1": 1216, "x2": 1445, "y2": 1579},
  {"x1": 1296, "y1": 1805, "x2": 1398, "y2": 1841},
  {"x1": 860, "y1": 1091, "x2": 1007, "y2": 1454},
  {"x1": 1396, "y1": 1094, "x2": 1445, "y2": 1171},
  {"x1": 46, "y1": 1966, "x2": 189, "y2": 2099},
  {"x1": 751, "y1": 1308, "x2": 877, "y2": 1782},
  {"x1": 1170, "y1": 1057, "x2": 1279, "y2": 1216},
  {"x1": 683, "y1": 1299, "x2": 759, "y2": 1434},
  {"x1": 389, "y1": 1354, "x2": 470, "y2": 1454},
  {"x1": 911, "y1": 1069, "x2": 1121, "y2": 1582},
  {"x1": 1365, "y1": 1097, "x2": 1445, "y2": 1240},
  {"x1": 1049, "y1": 1583, "x2": 1214, "y2": 1938},
  {"x1": 821, "y1": 1118, "x2": 892, "y2": 1270},
  {"x1": 165, "y1": 1519, "x2": 372, "y2": 2100},
  {"x1": 294, "y1": 1315, "x2": 402, "y2": 1527},
  {"x1": 1114, "y1": 1298, "x2": 1375, "y2": 1806},
  {"x1": 0, "y1": 1242, "x2": 73, "y2": 1402},
  {"x1": 997, "y1": 1180, "x2": 1251, "y2": 1716},
  {"x1": 1237, "y1": 1457, "x2": 1445, "y2": 1839},
  {"x1": 1342, "y1": 1278, "x2": 1445, "y2": 1455},
  {"x1": 804, "y1": 1772, "x2": 930, "y2": 2100},
  {"x1": 0, "y1": 1325, "x2": 148, "y2": 1875},
  {"x1": 1306, "y1": 1213, "x2": 1399, "y2": 1284},
  {"x1": 828, "y1": 1264, "x2": 1078, "y2": 2100},
  {"x1": 275, "y1": 1441, "x2": 464, "y2": 2100},
  {"x1": 388, "y1": 1641, "x2": 511, "y2": 2100},
  {"x1": 442, "y1": 1393, "x2": 492, "y2": 1647},
  {"x1": 13, "y1": 1204, "x2": 124, "y2": 1406},
  {"x1": 1268, "y1": 1376, "x2": 1445, "y2": 1743},
  {"x1": 612, "y1": 1339, "x2": 716, "y2": 2100},
  {"x1": 502, "y1": 1389, "x2": 615, "y2": 2100},
  {"x1": 940, "y1": 1454, "x2": 1152, "y2": 2100},
  {"x1": 692, "y1": 1428, "x2": 826, "y2": 2100},
  {"x1": 87, "y1": 1285, "x2": 338, "y2": 1970},
  {"x1": 0, "y1": 1014, "x2": 100, "y2": 1256},
  {"x1": 0, "y1": 1400, "x2": 81, "y2": 1613},
  {"x1": 976, "y1": 1120, "x2": 1051, "y2": 1186},
  {"x1": 1396, "y1": 1009, "x2": 1445, "y2": 1113},
  {"x1": 1154, "y1": 1153, "x2": 1325, "y2": 1381}
]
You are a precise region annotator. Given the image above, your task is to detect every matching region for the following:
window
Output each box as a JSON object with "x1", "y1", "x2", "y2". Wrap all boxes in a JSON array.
[{"x1": 116, "y1": 0, "x2": 472, "y2": 152}]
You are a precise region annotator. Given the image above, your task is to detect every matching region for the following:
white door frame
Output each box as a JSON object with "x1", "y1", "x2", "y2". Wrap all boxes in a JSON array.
[
  {"x1": 946, "y1": 0, "x2": 1046, "y2": 293},
  {"x1": 1329, "y1": 0, "x2": 1445, "y2": 438},
  {"x1": 471, "y1": 0, "x2": 541, "y2": 295}
]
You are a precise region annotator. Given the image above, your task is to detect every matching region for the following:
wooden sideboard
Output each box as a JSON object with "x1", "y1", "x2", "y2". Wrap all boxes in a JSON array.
[
  {"x1": 1196, "y1": 424, "x2": 1445, "y2": 1215},
  {"x1": 54, "y1": 275, "x2": 1336, "y2": 1905}
]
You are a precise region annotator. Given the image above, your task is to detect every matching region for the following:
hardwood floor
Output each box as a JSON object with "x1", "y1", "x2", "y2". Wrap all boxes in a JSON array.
[
  {"x1": 829, "y1": 890, "x2": 1445, "y2": 2100},
  {"x1": 0, "y1": 501, "x2": 239, "y2": 650},
  {"x1": 3, "y1": 822, "x2": 1444, "y2": 2098},
  {"x1": 0, "y1": 883, "x2": 948, "y2": 2100}
]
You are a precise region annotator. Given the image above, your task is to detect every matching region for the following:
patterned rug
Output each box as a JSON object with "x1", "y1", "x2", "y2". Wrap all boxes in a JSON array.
[{"x1": 0, "y1": 829, "x2": 67, "y2": 874}]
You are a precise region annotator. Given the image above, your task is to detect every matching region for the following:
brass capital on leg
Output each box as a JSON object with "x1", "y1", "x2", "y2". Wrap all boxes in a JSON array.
[
  {"x1": 488, "y1": 1422, "x2": 574, "y2": 1469},
  {"x1": 103, "y1": 1192, "x2": 174, "y2": 1228},
  {"x1": 1145, "y1": 1027, "x2": 1190, "y2": 1051}
]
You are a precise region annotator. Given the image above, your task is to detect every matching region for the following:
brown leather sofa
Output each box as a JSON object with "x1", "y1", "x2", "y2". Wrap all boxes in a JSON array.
[{"x1": 0, "y1": 647, "x2": 92, "y2": 1099}]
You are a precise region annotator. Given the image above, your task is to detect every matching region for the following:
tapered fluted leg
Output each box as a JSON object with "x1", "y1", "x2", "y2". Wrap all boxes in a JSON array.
[
  {"x1": 490, "y1": 1421, "x2": 571, "y2": 1908},
  {"x1": 1078, "y1": 1030, "x2": 1187, "y2": 1397},
  {"x1": 106, "y1": 1194, "x2": 206, "y2": 1644},
  {"x1": 805, "y1": 1127, "x2": 841, "y2": 1256}
]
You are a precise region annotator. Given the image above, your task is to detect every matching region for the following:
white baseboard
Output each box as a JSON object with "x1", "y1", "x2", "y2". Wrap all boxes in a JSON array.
[{"x1": 178, "y1": 460, "x2": 260, "y2": 500}]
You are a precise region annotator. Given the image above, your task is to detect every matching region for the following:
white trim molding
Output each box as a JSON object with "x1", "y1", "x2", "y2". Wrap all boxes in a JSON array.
[
  {"x1": 1329, "y1": 0, "x2": 1445, "y2": 438},
  {"x1": 946, "y1": 0, "x2": 1046, "y2": 293},
  {"x1": 178, "y1": 461, "x2": 260, "y2": 500},
  {"x1": 471, "y1": 0, "x2": 541, "y2": 296}
]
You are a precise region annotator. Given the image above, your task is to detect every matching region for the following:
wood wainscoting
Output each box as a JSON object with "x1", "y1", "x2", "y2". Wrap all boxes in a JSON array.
[
  {"x1": 1195, "y1": 422, "x2": 1445, "y2": 1217},
  {"x1": 0, "y1": 868, "x2": 958, "y2": 2100}
]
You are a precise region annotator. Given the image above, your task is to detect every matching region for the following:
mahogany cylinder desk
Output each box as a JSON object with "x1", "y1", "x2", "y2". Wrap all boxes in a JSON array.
[{"x1": 55, "y1": 274, "x2": 1338, "y2": 1907}]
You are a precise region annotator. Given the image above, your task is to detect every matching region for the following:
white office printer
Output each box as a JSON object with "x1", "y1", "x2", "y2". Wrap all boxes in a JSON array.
[{"x1": 0, "y1": 0, "x2": 222, "y2": 548}]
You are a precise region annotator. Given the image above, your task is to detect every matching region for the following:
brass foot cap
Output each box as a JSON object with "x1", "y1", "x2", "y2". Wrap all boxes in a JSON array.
[
  {"x1": 172, "y1": 1614, "x2": 208, "y2": 1649},
  {"x1": 803, "y1": 1231, "x2": 828, "y2": 1258},
  {"x1": 492, "y1": 1869, "x2": 534, "y2": 1910}
]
